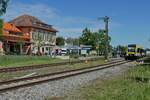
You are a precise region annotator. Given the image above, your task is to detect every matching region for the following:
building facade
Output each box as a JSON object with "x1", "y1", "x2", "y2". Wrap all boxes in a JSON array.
[{"x1": 9, "y1": 14, "x2": 58, "y2": 55}]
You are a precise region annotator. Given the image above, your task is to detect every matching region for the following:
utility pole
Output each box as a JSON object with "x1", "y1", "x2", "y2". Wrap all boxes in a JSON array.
[
  {"x1": 98, "y1": 16, "x2": 109, "y2": 60},
  {"x1": 149, "y1": 37, "x2": 150, "y2": 49}
]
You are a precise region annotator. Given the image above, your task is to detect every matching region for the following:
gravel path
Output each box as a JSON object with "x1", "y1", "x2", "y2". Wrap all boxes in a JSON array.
[{"x1": 0, "y1": 61, "x2": 136, "y2": 100}]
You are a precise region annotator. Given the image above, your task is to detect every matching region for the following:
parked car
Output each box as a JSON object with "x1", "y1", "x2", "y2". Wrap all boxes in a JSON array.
[{"x1": 61, "y1": 48, "x2": 68, "y2": 55}]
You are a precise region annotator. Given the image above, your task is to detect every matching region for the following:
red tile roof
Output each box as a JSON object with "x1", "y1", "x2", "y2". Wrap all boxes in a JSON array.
[{"x1": 9, "y1": 14, "x2": 58, "y2": 32}]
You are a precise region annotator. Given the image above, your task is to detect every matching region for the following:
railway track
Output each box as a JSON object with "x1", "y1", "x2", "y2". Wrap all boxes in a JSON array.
[
  {"x1": 0, "y1": 57, "x2": 120, "y2": 73},
  {"x1": 0, "y1": 59, "x2": 129, "y2": 93}
]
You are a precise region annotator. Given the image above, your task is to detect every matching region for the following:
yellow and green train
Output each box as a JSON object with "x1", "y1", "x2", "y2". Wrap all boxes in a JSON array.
[{"x1": 125, "y1": 44, "x2": 145, "y2": 60}]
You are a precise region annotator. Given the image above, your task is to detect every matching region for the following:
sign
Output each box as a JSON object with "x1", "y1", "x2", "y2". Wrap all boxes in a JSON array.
[{"x1": 81, "y1": 49, "x2": 87, "y2": 55}]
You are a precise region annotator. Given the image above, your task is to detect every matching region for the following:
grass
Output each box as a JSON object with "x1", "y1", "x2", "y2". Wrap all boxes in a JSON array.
[
  {"x1": 79, "y1": 66, "x2": 150, "y2": 100},
  {"x1": 49, "y1": 65, "x2": 150, "y2": 100},
  {"x1": 144, "y1": 57, "x2": 150, "y2": 63},
  {"x1": 0, "y1": 58, "x2": 106, "y2": 81},
  {"x1": 69, "y1": 58, "x2": 106, "y2": 69},
  {"x1": 0, "y1": 55, "x2": 104, "y2": 68},
  {"x1": 0, "y1": 71, "x2": 30, "y2": 81},
  {"x1": 0, "y1": 55, "x2": 66, "y2": 68}
]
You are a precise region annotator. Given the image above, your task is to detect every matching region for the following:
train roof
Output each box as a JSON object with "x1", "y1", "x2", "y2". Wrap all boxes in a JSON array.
[{"x1": 128, "y1": 44, "x2": 143, "y2": 49}]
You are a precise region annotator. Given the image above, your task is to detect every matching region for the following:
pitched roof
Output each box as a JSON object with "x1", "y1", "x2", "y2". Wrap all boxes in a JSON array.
[
  {"x1": 9, "y1": 14, "x2": 43, "y2": 26},
  {"x1": 9, "y1": 14, "x2": 58, "y2": 32},
  {"x1": 3, "y1": 23, "x2": 21, "y2": 33}
]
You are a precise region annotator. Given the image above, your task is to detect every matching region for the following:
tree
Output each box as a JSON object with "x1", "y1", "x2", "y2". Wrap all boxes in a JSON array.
[
  {"x1": 0, "y1": 0, "x2": 9, "y2": 39},
  {"x1": 116, "y1": 45, "x2": 127, "y2": 56},
  {"x1": 0, "y1": 19, "x2": 3, "y2": 35},
  {"x1": 0, "y1": 0, "x2": 9, "y2": 16},
  {"x1": 79, "y1": 28, "x2": 96, "y2": 49},
  {"x1": 72, "y1": 38, "x2": 79, "y2": 45},
  {"x1": 56, "y1": 36, "x2": 65, "y2": 46},
  {"x1": 95, "y1": 30, "x2": 111, "y2": 55},
  {"x1": 65, "y1": 37, "x2": 73, "y2": 45},
  {"x1": 66, "y1": 37, "x2": 79, "y2": 45},
  {"x1": 79, "y1": 28, "x2": 111, "y2": 51}
]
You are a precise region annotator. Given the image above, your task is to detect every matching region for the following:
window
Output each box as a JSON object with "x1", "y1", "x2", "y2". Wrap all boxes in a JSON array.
[
  {"x1": 137, "y1": 48, "x2": 142, "y2": 53},
  {"x1": 49, "y1": 34, "x2": 52, "y2": 40},
  {"x1": 37, "y1": 32, "x2": 43, "y2": 40},
  {"x1": 128, "y1": 44, "x2": 136, "y2": 48},
  {"x1": 35, "y1": 32, "x2": 38, "y2": 40},
  {"x1": 42, "y1": 47, "x2": 44, "y2": 52},
  {"x1": 51, "y1": 36, "x2": 56, "y2": 44},
  {"x1": 47, "y1": 34, "x2": 49, "y2": 41},
  {"x1": 128, "y1": 48, "x2": 135, "y2": 52},
  {"x1": 32, "y1": 32, "x2": 39, "y2": 40},
  {"x1": 43, "y1": 32, "x2": 45, "y2": 41},
  {"x1": 40, "y1": 33, "x2": 44, "y2": 40},
  {"x1": 46, "y1": 47, "x2": 49, "y2": 51},
  {"x1": 32, "y1": 32, "x2": 35, "y2": 39},
  {"x1": 45, "y1": 33, "x2": 47, "y2": 41},
  {"x1": 48, "y1": 34, "x2": 51, "y2": 41}
]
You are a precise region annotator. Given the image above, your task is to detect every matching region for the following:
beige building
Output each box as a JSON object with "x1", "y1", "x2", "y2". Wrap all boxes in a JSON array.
[{"x1": 9, "y1": 14, "x2": 58, "y2": 55}]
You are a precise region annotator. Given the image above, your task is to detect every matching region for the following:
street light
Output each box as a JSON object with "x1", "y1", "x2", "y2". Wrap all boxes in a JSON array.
[{"x1": 98, "y1": 16, "x2": 109, "y2": 60}]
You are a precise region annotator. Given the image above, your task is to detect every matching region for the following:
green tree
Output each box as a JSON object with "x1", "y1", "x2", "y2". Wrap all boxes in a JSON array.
[
  {"x1": 79, "y1": 28, "x2": 96, "y2": 49},
  {"x1": 96, "y1": 30, "x2": 111, "y2": 55},
  {"x1": 0, "y1": 0, "x2": 9, "y2": 15},
  {"x1": 56, "y1": 36, "x2": 65, "y2": 46},
  {"x1": 0, "y1": 19, "x2": 3, "y2": 35},
  {"x1": 73, "y1": 38, "x2": 79, "y2": 45},
  {"x1": 66, "y1": 37, "x2": 79, "y2": 45},
  {"x1": 80, "y1": 28, "x2": 111, "y2": 52},
  {"x1": 116, "y1": 45, "x2": 127, "y2": 56},
  {"x1": 0, "y1": 0, "x2": 9, "y2": 38},
  {"x1": 66, "y1": 37, "x2": 73, "y2": 45}
]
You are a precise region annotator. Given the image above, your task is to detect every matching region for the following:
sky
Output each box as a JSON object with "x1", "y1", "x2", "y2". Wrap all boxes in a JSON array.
[{"x1": 1, "y1": 0, "x2": 150, "y2": 48}]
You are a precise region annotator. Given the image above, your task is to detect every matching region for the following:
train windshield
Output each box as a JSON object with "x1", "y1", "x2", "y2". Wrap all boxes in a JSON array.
[
  {"x1": 128, "y1": 45, "x2": 135, "y2": 52},
  {"x1": 128, "y1": 44, "x2": 136, "y2": 48},
  {"x1": 128, "y1": 48, "x2": 135, "y2": 52}
]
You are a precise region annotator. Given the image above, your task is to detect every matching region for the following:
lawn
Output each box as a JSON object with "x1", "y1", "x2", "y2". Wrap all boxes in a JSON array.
[
  {"x1": 53, "y1": 64, "x2": 150, "y2": 100},
  {"x1": 0, "y1": 58, "x2": 106, "y2": 81},
  {"x1": 0, "y1": 55, "x2": 65, "y2": 68}
]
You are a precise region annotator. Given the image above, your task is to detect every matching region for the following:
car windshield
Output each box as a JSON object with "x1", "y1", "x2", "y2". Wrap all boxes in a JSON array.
[{"x1": 62, "y1": 50, "x2": 66, "y2": 52}]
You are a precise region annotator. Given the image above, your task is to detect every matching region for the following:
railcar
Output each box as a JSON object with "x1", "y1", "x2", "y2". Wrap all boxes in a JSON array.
[{"x1": 125, "y1": 44, "x2": 145, "y2": 60}]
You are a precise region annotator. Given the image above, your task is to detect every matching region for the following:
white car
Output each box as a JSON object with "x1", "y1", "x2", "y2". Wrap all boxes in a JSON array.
[{"x1": 61, "y1": 48, "x2": 67, "y2": 55}]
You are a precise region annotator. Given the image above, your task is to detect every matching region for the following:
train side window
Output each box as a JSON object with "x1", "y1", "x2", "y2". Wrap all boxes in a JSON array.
[{"x1": 137, "y1": 48, "x2": 140, "y2": 53}]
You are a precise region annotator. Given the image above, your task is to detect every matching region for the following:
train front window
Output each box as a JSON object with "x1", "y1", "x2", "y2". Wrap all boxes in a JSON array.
[
  {"x1": 128, "y1": 47, "x2": 135, "y2": 52},
  {"x1": 128, "y1": 44, "x2": 136, "y2": 48}
]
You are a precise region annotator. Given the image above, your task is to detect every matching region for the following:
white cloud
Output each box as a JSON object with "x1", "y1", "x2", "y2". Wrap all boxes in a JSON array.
[
  {"x1": 3, "y1": 2, "x2": 59, "y2": 22},
  {"x1": 2, "y1": 2, "x2": 122, "y2": 38},
  {"x1": 58, "y1": 27, "x2": 83, "y2": 33}
]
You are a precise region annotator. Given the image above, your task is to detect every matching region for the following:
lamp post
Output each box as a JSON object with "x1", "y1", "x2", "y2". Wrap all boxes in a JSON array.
[{"x1": 98, "y1": 16, "x2": 109, "y2": 60}]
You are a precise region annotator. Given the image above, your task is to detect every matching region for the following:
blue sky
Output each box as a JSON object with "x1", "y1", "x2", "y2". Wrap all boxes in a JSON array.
[{"x1": 2, "y1": 0, "x2": 150, "y2": 48}]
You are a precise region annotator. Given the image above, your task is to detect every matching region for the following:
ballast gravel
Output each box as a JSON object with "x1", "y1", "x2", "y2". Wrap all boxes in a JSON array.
[{"x1": 0, "y1": 62, "x2": 135, "y2": 100}]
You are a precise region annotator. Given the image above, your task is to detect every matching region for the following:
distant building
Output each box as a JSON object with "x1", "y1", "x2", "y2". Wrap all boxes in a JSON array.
[
  {"x1": 146, "y1": 48, "x2": 150, "y2": 56},
  {"x1": 9, "y1": 14, "x2": 58, "y2": 55},
  {"x1": 80, "y1": 45, "x2": 92, "y2": 56}
]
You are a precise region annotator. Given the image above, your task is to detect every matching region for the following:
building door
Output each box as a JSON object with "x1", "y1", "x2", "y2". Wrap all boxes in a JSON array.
[{"x1": 9, "y1": 43, "x2": 20, "y2": 54}]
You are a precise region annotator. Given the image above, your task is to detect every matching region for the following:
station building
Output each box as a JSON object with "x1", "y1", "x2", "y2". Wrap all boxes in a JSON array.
[{"x1": 8, "y1": 14, "x2": 58, "y2": 55}]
